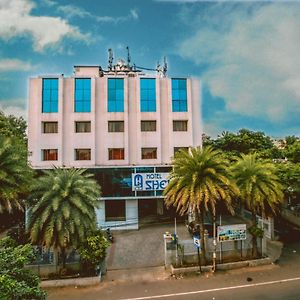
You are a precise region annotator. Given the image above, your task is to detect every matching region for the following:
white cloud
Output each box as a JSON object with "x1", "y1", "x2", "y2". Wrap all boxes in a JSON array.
[
  {"x1": 57, "y1": 4, "x2": 92, "y2": 19},
  {"x1": 177, "y1": 3, "x2": 300, "y2": 123},
  {"x1": 0, "y1": 0, "x2": 90, "y2": 52},
  {"x1": 0, "y1": 59, "x2": 34, "y2": 72},
  {"x1": 54, "y1": 2, "x2": 139, "y2": 24},
  {"x1": 0, "y1": 98, "x2": 27, "y2": 119}
]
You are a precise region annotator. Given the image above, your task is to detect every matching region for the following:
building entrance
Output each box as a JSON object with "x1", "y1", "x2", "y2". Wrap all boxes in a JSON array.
[{"x1": 138, "y1": 199, "x2": 157, "y2": 218}]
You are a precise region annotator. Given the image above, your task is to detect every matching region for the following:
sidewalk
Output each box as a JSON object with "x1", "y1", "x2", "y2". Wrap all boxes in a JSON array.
[{"x1": 104, "y1": 266, "x2": 169, "y2": 283}]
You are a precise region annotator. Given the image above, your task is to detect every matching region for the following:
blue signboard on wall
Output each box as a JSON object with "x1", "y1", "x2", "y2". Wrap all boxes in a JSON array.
[{"x1": 132, "y1": 173, "x2": 169, "y2": 191}]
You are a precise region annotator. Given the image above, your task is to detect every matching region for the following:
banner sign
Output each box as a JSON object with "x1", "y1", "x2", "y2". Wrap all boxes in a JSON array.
[
  {"x1": 132, "y1": 173, "x2": 169, "y2": 191},
  {"x1": 217, "y1": 224, "x2": 247, "y2": 242}
]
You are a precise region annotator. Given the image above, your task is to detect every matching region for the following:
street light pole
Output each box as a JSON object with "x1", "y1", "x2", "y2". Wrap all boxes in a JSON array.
[{"x1": 212, "y1": 211, "x2": 217, "y2": 272}]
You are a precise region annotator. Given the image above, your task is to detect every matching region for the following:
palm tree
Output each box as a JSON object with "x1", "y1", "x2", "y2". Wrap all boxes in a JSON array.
[
  {"x1": 27, "y1": 168, "x2": 101, "y2": 269},
  {"x1": 0, "y1": 135, "x2": 33, "y2": 213},
  {"x1": 163, "y1": 146, "x2": 239, "y2": 263},
  {"x1": 231, "y1": 154, "x2": 283, "y2": 257}
]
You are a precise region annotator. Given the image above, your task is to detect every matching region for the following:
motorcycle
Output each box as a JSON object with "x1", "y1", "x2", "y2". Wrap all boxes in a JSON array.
[{"x1": 106, "y1": 228, "x2": 114, "y2": 243}]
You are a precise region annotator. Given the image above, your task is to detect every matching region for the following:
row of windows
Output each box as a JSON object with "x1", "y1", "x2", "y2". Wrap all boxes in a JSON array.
[
  {"x1": 42, "y1": 147, "x2": 188, "y2": 161},
  {"x1": 42, "y1": 78, "x2": 187, "y2": 113},
  {"x1": 42, "y1": 147, "x2": 160, "y2": 161},
  {"x1": 42, "y1": 120, "x2": 188, "y2": 133}
]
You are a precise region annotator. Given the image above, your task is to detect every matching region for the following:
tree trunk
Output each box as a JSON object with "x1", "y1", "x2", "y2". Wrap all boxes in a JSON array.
[
  {"x1": 61, "y1": 247, "x2": 66, "y2": 269},
  {"x1": 195, "y1": 207, "x2": 206, "y2": 265},
  {"x1": 251, "y1": 211, "x2": 258, "y2": 258}
]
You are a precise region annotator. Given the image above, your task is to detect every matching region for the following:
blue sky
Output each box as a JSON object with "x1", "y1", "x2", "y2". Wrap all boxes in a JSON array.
[{"x1": 1, "y1": 0, "x2": 300, "y2": 138}]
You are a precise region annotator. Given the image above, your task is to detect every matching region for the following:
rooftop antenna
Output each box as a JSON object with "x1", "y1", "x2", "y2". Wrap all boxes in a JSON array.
[
  {"x1": 162, "y1": 56, "x2": 168, "y2": 77},
  {"x1": 126, "y1": 46, "x2": 131, "y2": 68},
  {"x1": 108, "y1": 48, "x2": 114, "y2": 71}
]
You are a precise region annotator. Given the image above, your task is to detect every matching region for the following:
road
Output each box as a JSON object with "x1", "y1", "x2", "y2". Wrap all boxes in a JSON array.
[{"x1": 46, "y1": 226, "x2": 300, "y2": 300}]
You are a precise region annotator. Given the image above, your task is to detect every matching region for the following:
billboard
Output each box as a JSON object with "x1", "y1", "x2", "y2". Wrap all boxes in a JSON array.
[
  {"x1": 132, "y1": 173, "x2": 169, "y2": 191},
  {"x1": 217, "y1": 224, "x2": 247, "y2": 242}
]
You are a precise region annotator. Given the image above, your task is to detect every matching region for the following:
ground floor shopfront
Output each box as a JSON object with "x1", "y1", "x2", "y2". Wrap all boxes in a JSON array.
[{"x1": 90, "y1": 166, "x2": 177, "y2": 230}]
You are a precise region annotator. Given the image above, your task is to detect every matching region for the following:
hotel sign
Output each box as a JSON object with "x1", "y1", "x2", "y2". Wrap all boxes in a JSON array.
[{"x1": 132, "y1": 173, "x2": 169, "y2": 191}]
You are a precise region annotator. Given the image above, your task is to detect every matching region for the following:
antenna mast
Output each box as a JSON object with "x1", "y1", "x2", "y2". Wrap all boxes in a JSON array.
[
  {"x1": 126, "y1": 46, "x2": 131, "y2": 67},
  {"x1": 108, "y1": 48, "x2": 114, "y2": 71}
]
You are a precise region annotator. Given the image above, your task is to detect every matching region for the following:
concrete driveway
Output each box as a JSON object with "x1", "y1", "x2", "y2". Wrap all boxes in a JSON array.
[
  {"x1": 106, "y1": 222, "x2": 190, "y2": 270},
  {"x1": 106, "y1": 215, "x2": 249, "y2": 270}
]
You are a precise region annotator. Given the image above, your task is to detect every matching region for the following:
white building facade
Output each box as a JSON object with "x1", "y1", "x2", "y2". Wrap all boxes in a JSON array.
[{"x1": 28, "y1": 61, "x2": 202, "y2": 229}]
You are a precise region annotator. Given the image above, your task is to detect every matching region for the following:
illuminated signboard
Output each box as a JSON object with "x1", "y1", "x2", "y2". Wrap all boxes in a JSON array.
[
  {"x1": 217, "y1": 224, "x2": 247, "y2": 242},
  {"x1": 132, "y1": 173, "x2": 169, "y2": 191}
]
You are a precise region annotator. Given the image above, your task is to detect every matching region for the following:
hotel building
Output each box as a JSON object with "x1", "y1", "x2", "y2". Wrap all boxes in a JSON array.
[{"x1": 28, "y1": 55, "x2": 202, "y2": 229}]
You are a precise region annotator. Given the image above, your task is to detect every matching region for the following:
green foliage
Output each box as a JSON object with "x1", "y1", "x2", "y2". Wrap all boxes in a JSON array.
[
  {"x1": 285, "y1": 135, "x2": 298, "y2": 146},
  {"x1": 164, "y1": 146, "x2": 238, "y2": 215},
  {"x1": 248, "y1": 225, "x2": 264, "y2": 238},
  {"x1": 231, "y1": 154, "x2": 283, "y2": 257},
  {"x1": 0, "y1": 135, "x2": 33, "y2": 213},
  {"x1": 231, "y1": 154, "x2": 283, "y2": 215},
  {"x1": 0, "y1": 237, "x2": 46, "y2": 300},
  {"x1": 164, "y1": 146, "x2": 239, "y2": 261},
  {"x1": 0, "y1": 111, "x2": 27, "y2": 141},
  {"x1": 276, "y1": 162, "x2": 300, "y2": 194},
  {"x1": 285, "y1": 141, "x2": 300, "y2": 163},
  {"x1": 205, "y1": 129, "x2": 276, "y2": 159},
  {"x1": 28, "y1": 168, "x2": 101, "y2": 268},
  {"x1": 79, "y1": 229, "x2": 110, "y2": 269}
]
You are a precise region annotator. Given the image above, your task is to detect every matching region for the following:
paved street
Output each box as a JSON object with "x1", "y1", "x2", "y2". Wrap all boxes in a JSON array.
[
  {"x1": 46, "y1": 219, "x2": 300, "y2": 300},
  {"x1": 46, "y1": 262, "x2": 300, "y2": 300}
]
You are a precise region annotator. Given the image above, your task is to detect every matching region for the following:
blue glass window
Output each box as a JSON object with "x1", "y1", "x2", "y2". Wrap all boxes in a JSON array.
[
  {"x1": 172, "y1": 79, "x2": 187, "y2": 112},
  {"x1": 42, "y1": 78, "x2": 58, "y2": 113},
  {"x1": 108, "y1": 78, "x2": 124, "y2": 112},
  {"x1": 75, "y1": 78, "x2": 91, "y2": 112},
  {"x1": 140, "y1": 78, "x2": 156, "y2": 112}
]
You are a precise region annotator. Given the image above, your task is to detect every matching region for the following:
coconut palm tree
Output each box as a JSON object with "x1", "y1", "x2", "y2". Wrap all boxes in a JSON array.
[
  {"x1": 231, "y1": 154, "x2": 283, "y2": 257},
  {"x1": 27, "y1": 168, "x2": 101, "y2": 269},
  {"x1": 163, "y1": 146, "x2": 239, "y2": 263},
  {"x1": 0, "y1": 135, "x2": 33, "y2": 213}
]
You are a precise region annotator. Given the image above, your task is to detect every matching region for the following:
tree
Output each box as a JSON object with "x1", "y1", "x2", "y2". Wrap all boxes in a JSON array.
[
  {"x1": 0, "y1": 237, "x2": 46, "y2": 300},
  {"x1": 27, "y1": 168, "x2": 101, "y2": 269},
  {"x1": 163, "y1": 146, "x2": 238, "y2": 263},
  {"x1": 78, "y1": 229, "x2": 110, "y2": 275},
  {"x1": 0, "y1": 135, "x2": 33, "y2": 213},
  {"x1": 0, "y1": 111, "x2": 27, "y2": 141},
  {"x1": 285, "y1": 141, "x2": 300, "y2": 163},
  {"x1": 231, "y1": 154, "x2": 283, "y2": 257},
  {"x1": 211, "y1": 129, "x2": 275, "y2": 158},
  {"x1": 276, "y1": 162, "x2": 300, "y2": 205}
]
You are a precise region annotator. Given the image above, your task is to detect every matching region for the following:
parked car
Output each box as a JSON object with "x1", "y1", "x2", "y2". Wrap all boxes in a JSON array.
[{"x1": 187, "y1": 221, "x2": 217, "y2": 237}]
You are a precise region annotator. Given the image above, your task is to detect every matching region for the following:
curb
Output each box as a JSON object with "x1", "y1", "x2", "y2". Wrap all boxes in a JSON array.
[
  {"x1": 170, "y1": 257, "x2": 272, "y2": 275},
  {"x1": 41, "y1": 276, "x2": 101, "y2": 288}
]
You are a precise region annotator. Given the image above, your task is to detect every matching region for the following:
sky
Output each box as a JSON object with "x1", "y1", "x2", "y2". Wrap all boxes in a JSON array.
[{"x1": 0, "y1": 0, "x2": 300, "y2": 138}]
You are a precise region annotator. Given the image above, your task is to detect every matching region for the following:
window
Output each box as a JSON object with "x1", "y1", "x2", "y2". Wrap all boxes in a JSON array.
[
  {"x1": 75, "y1": 121, "x2": 91, "y2": 133},
  {"x1": 75, "y1": 78, "x2": 91, "y2": 112},
  {"x1": 42, "y1": 122, "x2": 58, "y2": 133},
  {"x1": 142, "y1": 148, "x2": 157, "y2": 159},
  {"x1": 173, "y1": 120, "x2": 188, "y2": 131},
  {"x1": 108, "y1": 148, "x2": 125, "y2": 160},
  {"x1": 172, "y1": 79, "x2": 187, "y2": 112},
  {"x1": 108, "y1": 78, "x2": 124, "y2": 112},
  {"x1": 105, "y1": 200, "x2": 126, "y2": 221},
  {"x1": 140, "y1": 78, "x2": 156, "y2": 112},
  {"x1": 75, "y1": 149, "x2": 91, "y2": 160},
  {"x1": 42, "y1": 149, "x2": 58, "y2": 161},
  {"x1": 141, "y1": 120, "x2": 156, "y2": 132},
  {"x1": 108, "y1": 121, "x2": 124, "y2": 132},
  {"x1": 42, "y1": 78, "x2": 58, "y2": 113},
  {"x1": 174, "y1": 147, "x2": 189, "y2": 155}
]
